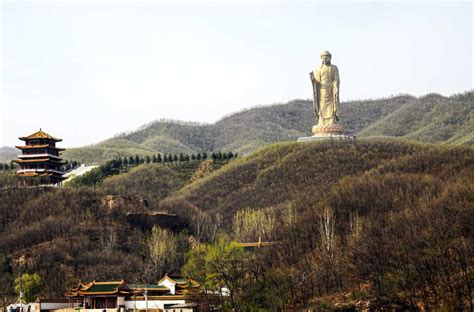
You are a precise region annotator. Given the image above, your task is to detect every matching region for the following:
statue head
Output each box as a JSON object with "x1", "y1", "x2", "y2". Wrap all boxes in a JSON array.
[{"x1": 320, "y1": 50, "x2": 331, "y2": 65}]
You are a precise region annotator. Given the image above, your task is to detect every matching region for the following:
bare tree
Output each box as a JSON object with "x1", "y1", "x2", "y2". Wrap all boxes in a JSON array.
[
  {"x1": 100, "y1": 227, "x2": 117, "y2": 257},
  {"x1": 319, "y1": 207, "x2": 335, "y2": 258},
  {"x1": 147, "y1": 227, "x2": 177, "y2": 279},
  {"x1": 233, "y1": 208, "x2": 275, "y2": 241}
]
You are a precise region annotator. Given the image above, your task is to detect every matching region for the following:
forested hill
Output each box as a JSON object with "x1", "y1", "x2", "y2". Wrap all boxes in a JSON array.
[
  {"x1": 2, "y1": 91, "x2": 472, "y2": 163},
  {"x1": 1, "y1": 140, "x2": 472, "y2": 309}
]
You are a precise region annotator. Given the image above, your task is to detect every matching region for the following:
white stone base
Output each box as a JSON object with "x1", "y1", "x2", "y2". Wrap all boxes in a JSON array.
[{"x1": 297, "y1": 133, "x2": 356, "y2": 142}]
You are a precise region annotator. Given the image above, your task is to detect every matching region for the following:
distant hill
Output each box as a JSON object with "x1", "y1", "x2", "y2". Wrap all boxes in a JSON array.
[
  {"x1": 62, "y1": 95, "x2": 409, "y2": 163},
  {"x1": 358, "y1": 92, "x2": 474, "y2": 144},
  {"x1": 2, "y1": 91, "x2": 472, "y2": 164},
  {"x1": 0, "y1": 146, "x2": 17, "y2": 163}
]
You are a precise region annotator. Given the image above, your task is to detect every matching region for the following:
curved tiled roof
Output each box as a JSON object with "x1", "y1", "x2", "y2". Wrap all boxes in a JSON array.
[
  {"x1": 19, "y1": 130, "x2": 62, "y2": 142},
  {"x1": 66, "y1": 280, "x2": 132, "y2": 297},
  {"x1": 65, "y1": 276, "x2": 196, "y2": 298},
  {"x1": 127, "y1": 284, "x2": 168, "y2": 291},
  {"x1": 15, "y1": 158, "x2": 64, "y2": 164},
  {"x1": 16, "y1": 144, "x2": 65, "y2": 151}
]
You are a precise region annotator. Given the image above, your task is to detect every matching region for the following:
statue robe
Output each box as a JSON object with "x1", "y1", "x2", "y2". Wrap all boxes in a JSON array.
[{"x1": 314, "y1": 64, "x2": 340, "y2": 126}]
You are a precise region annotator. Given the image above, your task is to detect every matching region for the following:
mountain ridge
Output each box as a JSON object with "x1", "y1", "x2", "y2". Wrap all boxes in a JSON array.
[{"x1": 2, "y1": 91, "x2": 472, "y2": 164}]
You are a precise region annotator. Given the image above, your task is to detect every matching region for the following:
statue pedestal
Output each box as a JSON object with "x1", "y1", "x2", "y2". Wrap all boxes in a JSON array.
[
  {"x1": 297, "y1": 124, "x2": 356, "y2": 142},
  {"x1": 297, "y1": 134, "x2": 356, "y2": 142}
]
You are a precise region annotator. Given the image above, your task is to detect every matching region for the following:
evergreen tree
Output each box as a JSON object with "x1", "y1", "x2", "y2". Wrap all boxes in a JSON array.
[
  {"x1": 0, "y1": 163, "x2": 4, "y2": 170},
  {"x1": 123, "y1": 157, "x2": 128, "y2": 166},
  {"x1": 197, "y1": 153, "x2": 202, "y2": 160},
  {"x1": 179, "y1": 153, "x2": 185, "y2": 162},
  {"x1": 173, "y1": 154, "x2": 178, "y2": 162},
  {"x1": 163, "y1": 155, "x2": 168, "y2": 163},
  {"x1": 228, "y1": 151, "x2": 234, "y2": 159},
  {"x1": 185, "y1": 155, "x2": 190, "y2": 161},
  {"x1": 157, "y1": 154, "x2": 162, "y2": 163},
  {"x1": 217, "y1": 151, "x2": 223, "y2": 160},
  {"x1": 211, "y1": 152, "x2": 217, "y2": 160},
  {"x1": 4, "y1": 164, "x2": 9, "y2": 170},
  {"x1": 129, "y1": 156, "x2": 135, "y2": 165},
  {"x1": 135, "y1": 155, "x2": 140, "y2": 164},
  {"x1": 202, "y1": 152, "x2": 208, "y2": 160},
  {"x1": 191, "y1": 154, "x2": 196, "y2": 161},
  {"x1": 146, "y1": 155, "x2": 151, "y2": 163},
  {"x1": 152, "y1": 154, "x2": 157, "y2": 163},
  {"x1": 168, "y1": 153, "x2": 173, "y2": 162},
  {"x1": 223, "y1": 152, "x2": 228, "y2": 160}
]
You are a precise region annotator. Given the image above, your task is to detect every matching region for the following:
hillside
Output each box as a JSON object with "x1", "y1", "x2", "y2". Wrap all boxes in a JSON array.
[
  {"x1": 89, "y1": 139, "x2": 474, "y2": 310},
  {"x1": 2, "y1": 92, "x2": 471, "y2": 164},
  {"x1": 156, "y1": 139, "x2": 473, "y2": 231},
  {"x1": 1, "y1": 139, "x2": 472, "y2": 310}
]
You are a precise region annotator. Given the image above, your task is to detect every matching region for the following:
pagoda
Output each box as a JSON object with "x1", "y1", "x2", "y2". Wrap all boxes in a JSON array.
[{"x1": 14, "y1": 129, "x2": 66, "y2": 185}]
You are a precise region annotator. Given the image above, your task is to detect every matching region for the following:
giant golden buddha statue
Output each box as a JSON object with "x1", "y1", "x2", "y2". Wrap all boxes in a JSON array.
[{"x1": 309, "y1": 50, "x2": 344, "y2": 135}]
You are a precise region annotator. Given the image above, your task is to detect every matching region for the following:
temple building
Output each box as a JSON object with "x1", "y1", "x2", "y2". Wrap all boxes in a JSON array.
[
  {"x1": 7, "y1": 275, "x2": 201, "y2": 312},
  {"x1": 61, "y1": 275, "x2": 200, "y2": 311},
  {"x1": 14, "y1": 129, "x2": 66, "y2": 185}
]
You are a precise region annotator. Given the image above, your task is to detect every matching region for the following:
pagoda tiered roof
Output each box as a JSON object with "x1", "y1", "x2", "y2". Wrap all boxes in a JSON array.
[
  {"x1": 15, "y1": 129, "x2": 66, "y2": 185},
  {"x1": 15, "y1": 144, "x2": 65, "y2": 151},
  {"x1": 15, "y1": 158, "x2": 65, "y2": 164},
  {"x1": 19, "y1": 129, "x2": 62, "y2": 142}
]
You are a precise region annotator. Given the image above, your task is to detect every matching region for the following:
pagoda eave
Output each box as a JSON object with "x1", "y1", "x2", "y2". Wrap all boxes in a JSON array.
[
  {"x1": 15, "y1": 145, "x2": 65, "y2": 151},
  {"x1": 17, "y1": 170, "x2": 66, "y2": 179},
  {"x1": 14, "y1": 158, "x2": 65, "y2": 165},
  {"x1": 18, "y1": 155, "x2": 62, "y2": 161},
  {"x1": 19, "y1": 136, "x2": 62, "y2": 142}
]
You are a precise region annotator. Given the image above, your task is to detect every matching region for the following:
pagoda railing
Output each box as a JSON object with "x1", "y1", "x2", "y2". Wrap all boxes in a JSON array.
[
  {"x1": 17, "y1": 168, "x2": 64, "y2": 175},
  {"x1": 18, "y1": 153, "x2": 61, "y2": 159}
]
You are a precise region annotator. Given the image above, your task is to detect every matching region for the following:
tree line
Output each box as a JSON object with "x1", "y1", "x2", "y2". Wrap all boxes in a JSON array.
[
  {"x1": 67, "y1": 151, "x2": 237, "y2": 188},
  {"x1": 116, "y1": 151, "x2": 237, "y2": 166},
  {"x1": 0, "y1": 162, "x2": 17, "y2": 171}
]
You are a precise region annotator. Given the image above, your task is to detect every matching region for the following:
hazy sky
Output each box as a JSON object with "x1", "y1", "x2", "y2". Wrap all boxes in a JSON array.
[{"x1": 1, "y1": 0, "x2": 472, "y2": 147}]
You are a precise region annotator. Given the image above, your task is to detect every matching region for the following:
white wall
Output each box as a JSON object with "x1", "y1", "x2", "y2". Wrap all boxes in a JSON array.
[
  {"x1": 158, "y1": 279, "x2": 175, "y2": 295},
  {"x1": 124, "y1": 299, "x2": 185, "y2": 310},
  {"x1": 38, "y1": 303, "x2": 70, "y2": 310},
  {"x1": 117, "y1": 297, "x2": 125, "y2": 306}
]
